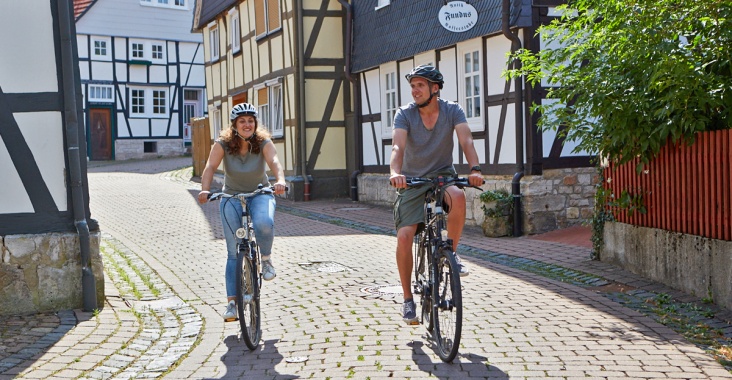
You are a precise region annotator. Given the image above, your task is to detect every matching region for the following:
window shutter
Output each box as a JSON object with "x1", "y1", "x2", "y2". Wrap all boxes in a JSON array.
[
  {"x1": 254, "y1": 0, "x2": 266, "y2": 36},
  {"x1": 267, "y1": 0, "x2": 281, "y2": 31}
]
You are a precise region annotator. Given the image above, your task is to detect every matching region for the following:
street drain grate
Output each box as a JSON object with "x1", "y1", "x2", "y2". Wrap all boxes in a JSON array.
[{"x1": 298, "y1": 261, "x2": 352, "y2": 273}]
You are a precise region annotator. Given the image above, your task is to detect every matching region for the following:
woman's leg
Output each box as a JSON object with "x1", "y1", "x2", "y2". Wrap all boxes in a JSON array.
[
  {"x1": 248, "y1": 194, "x2": 276, "y2": 260},
  {"x1": 219, "y1": 197, "x2": 243, "y2": 299}
]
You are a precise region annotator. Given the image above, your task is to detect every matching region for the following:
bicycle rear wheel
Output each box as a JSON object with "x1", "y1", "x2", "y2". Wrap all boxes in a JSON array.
[
  {"x1": 236, "y1": 243, "x2": 261, "y2": 350},
  {"x1": 432, "y1": 246, "x2": 462, "y2": 362}
]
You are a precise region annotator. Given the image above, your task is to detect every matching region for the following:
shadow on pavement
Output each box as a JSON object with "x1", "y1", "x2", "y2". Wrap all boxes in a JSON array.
[
  {"x1": 208, "y1": 337, "x2": 297, "y2": 379},
  {"x1": 408, "y1": 340, "x2": 508, "y2": 379}
]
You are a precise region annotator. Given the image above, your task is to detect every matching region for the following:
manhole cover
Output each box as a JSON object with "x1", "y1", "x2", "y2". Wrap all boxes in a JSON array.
[
  {"x1": 298, "y1": 261, "x2": 352, "y2": 273},
  {"x1": 285, "y1": 356, "x2": 308, "y2": 363},
  {"x1": 359, "y1": 284, "x2": 404, "y2": 296}
]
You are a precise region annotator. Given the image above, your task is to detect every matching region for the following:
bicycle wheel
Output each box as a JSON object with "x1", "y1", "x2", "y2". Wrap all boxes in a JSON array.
[
  {"x1": 236, "y1": 243, "x2": 261, "y2": 350},
  {"x1": 413, "y1": 231, "x2": 433, "y2": 331},
  {"x1": 432, "y1": 246, "x2": 462, "y2": 362}
]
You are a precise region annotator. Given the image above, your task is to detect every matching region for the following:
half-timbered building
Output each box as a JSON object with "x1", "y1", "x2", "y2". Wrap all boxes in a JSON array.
[
  {"x1": 192, "y1": 0, "x2": 354, "y2": 200},
  {"x1": 351, "y1": 0, "x2": 597, "y2": 234},
  {"x1": 1, "y1": 0, "x2": 103, "y2": 316},
  {"x1": 75, "y1": 0, "x2": 206, "y2": 160}
]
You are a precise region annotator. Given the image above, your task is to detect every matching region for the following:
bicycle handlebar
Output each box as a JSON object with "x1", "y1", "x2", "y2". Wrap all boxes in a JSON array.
[
  {"x1": 406, "y1": 176, "x2": 484, "y2": 191},
  {"x1": 207, "y1": 185, "x2": 288, "y2": 202}
]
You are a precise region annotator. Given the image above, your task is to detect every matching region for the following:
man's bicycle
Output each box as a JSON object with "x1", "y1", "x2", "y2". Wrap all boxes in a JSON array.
[
  {"x1": 208, "y1": 186, "x2": 278, "y2": 350},
  {"x1": 408, "y1": 176, "x2": 482, "y2": 362}
]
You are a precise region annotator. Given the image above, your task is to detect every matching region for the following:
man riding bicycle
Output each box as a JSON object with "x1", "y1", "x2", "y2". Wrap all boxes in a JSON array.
[{"x1": 389, "y1": 65, "x2": 484, "y2": 325}]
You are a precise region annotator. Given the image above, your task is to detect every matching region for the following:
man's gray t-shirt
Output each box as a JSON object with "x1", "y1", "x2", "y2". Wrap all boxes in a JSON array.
[{"x1": 393, "y1": 98, "x2": 467, "y2": 177}]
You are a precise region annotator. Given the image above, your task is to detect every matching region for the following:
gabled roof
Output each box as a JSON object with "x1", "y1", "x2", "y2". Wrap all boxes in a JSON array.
[
  {"x1": 192, "y1": 0, "x2": 238, "y2": 31},
  {"x1": 351, "y1": 0, "x2": 531, "y2": 73},
  {"x1": 73, "y1": 0, "x2": 96, "y2": 21}
]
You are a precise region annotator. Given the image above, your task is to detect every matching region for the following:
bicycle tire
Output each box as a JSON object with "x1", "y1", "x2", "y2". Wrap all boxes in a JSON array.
[
  {"x1": 432, "y1": 246, "x2": 462, "y2": 362},
  {"x1": 236, "y1": 243, "x2": 261, "y2": 350},
  {"x1": 413, "y1": 230, "x2": 433, "y2": 331}
]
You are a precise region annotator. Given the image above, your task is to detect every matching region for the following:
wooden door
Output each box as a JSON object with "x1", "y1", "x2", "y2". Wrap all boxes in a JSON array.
[{"x1": 89, "y1": 108, "x2": 112, "y2": 160}]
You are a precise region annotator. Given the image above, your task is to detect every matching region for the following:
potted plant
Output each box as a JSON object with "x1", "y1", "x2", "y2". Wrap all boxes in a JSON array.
[{"x1": 479, "y1": 189, "x2": 513, "y2": 237}]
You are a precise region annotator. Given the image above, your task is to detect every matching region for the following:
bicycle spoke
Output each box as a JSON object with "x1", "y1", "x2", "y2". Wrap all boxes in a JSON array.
[{"x1": 432, "y1": 248, "x2": 462, "y2": 362}]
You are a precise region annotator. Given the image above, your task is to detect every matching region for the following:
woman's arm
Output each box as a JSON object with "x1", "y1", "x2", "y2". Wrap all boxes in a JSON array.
[
  {"x1": 262, "y1": 142, "x2": 287, "y2": 195},
  {"x1": 197, "y1": 142, "x2": 225, "y2": 204}
]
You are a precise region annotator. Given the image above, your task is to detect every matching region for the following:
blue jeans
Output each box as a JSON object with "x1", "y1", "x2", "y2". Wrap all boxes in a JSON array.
[{"x1": 219, "y1": 193, "x2": 276, "y2": 298}]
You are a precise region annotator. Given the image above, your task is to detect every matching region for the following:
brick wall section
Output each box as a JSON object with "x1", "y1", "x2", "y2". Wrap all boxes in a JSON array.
[{"x1": 357, "y1": 167, "x2": 598, "y2": 235}]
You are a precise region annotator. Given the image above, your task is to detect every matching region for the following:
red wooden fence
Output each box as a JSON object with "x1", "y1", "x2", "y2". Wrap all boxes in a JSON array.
[{"x1": 603, "y1": 129, "x2": 732, "y2": 241}]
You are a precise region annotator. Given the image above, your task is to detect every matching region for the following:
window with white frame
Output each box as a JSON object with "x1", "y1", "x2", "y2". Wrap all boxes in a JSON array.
[
  {"x1": 230, "y1": 10, "x2": 241, "y2": 53},
  {"x1": 382, "y1": 70, "x2": 397, "y2": 137},
  {"x1": 255, "y1": 80, "x2": 283, "y2": 137},
  {"x1": 458, "y1": 40, "x2": 483, "y2": 131},
  {"x1": 129, "y1": 87, "x2": 169, "y2": 117},
  {"x1": 254, "y1": 0, "x2": 281, "y2": 38},
  {"x1": 92, "y1": 38, "x2": 108, "y2": 58},
  {"x1": 88, "y1": 85, "x2": 114, "y2": 102},
  {"x1": 131, "y1": 42, "x2": 145, "y2": 59},
  {"x1": 209, "y1": 25, "x2": 220, "y2": 61},
  {"x1": 151, "y1": 43, "x2": 164, "y2": 60},
  {"x1": 212, "y1": 109, "x2": 222, "y2": 140},
  {"x1": 140, "y1": 0, "x2": 187, "y2": 9}
]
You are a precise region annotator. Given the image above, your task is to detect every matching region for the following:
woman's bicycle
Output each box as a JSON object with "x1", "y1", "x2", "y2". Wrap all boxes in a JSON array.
[
  {"x1": 208, "y1": 185, "x2": 278, "y2": 350},
  {"x1": 408, "y1": 175, "x2": 482, "y2": 362}
]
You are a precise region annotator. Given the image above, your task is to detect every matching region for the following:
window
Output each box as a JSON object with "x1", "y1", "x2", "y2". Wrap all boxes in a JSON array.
[
  {"x1": 88, "y1": 85, "x2": 114, "y2": 102},
  {"x1": 129, "y1": 87, "x2": 169, "y2": 117},
  {"x1": 230, "y1": 11, "x2": 241, "y2": 53},
  {"x1": 93, "y1": 40, "x2": 107, "y2": 57},
  {"x1": 131, "y1": 42, "x2": 144, "y2": 59},
  {"x1": 458, "y1": 40, "x2": 483, "y2": 131},
  {"x1": 212, "y1": 109, "x2": 222, "y2": 140},
  {"x1": 255, "y1": 80, "x2": 283, "y2": 138},
  {"x1": 254, "y1": 0, "x2": 281, "y2": 38},
  {"x1": 209, "y1": 25, "x2": 220, "y2": 61},
  {"x1": 140, "y1": 0, "x2": 187, "y2": 9},
  {"x1": 152, "y1": 44, "x2": 164, "y2": 60},
  {"x1": 383, "y1": 71, "x2": 397, "y2": 137}
]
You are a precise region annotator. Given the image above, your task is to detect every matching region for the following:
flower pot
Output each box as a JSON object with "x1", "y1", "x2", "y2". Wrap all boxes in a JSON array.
[{"x1": 482, "y1": 216, "x2": 510, "y2": 237}]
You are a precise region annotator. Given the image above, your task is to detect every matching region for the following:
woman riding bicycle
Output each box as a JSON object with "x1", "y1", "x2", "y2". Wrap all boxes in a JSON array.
[
  {"x1": 389, "y1": 65, "x2": 483, "y2": 325},
  {"x1": 197, "y1": 102, "x2": 287, "y2": 321}
]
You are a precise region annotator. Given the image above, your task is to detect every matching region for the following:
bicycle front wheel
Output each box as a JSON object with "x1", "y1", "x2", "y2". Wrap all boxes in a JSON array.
[
  {"x1": 432, "y1": 246, "x2": 462, "y2": 362},
  {"x1": 236, "y1": 245, "x2": 261, "y2": 350}
]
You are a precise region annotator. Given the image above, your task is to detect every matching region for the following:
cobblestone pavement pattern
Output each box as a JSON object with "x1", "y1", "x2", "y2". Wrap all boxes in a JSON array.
[{"x1": 1, "y1": 157, "x2": 731, "y2": 379}]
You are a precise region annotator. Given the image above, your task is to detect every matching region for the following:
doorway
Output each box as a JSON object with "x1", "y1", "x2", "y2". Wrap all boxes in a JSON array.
[{"x1": 89, "y1": 108, "x2": 112, "y2": 160}]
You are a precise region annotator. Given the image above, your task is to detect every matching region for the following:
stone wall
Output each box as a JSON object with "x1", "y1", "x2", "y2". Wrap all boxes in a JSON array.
[
  {"x1": 602, "y1": 222, "x2": 732, "y2": 311},
  {"x1": 0, "y1": 232, "x2": 105, "y2": 316},
  {"x1": 357, "y1": 167, "x2": 598, "y2": 235},
  {"x1": 115, "y1": 139, "x2": 185, "y2": 161}
]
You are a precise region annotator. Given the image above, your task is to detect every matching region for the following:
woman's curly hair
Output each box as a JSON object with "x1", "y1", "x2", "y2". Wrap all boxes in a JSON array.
[{"x1": 219, "y1": 117, "x2": 272, "y2": 155}]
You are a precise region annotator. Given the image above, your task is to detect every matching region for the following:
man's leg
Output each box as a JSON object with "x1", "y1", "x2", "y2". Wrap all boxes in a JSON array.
[
  {"x1": 396, "y1": 224, "x2": 418, "y2": 300},
  {"x1": 444, "y1": 186, "x2": 469, "y2": 276}
]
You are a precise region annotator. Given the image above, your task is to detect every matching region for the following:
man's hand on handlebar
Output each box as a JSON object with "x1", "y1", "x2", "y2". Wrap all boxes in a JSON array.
[
  {"x1": 467, "y1": 172, "x2": 483, "y2": 187},
  {"x1": 390, "y1": 173, "x2": 407, "y2": 189}
]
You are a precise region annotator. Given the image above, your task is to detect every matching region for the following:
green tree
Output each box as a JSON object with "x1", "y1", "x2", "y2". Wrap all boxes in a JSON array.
[{"x1": 507, "y1": 0, "x2": 732, "y2": 167}]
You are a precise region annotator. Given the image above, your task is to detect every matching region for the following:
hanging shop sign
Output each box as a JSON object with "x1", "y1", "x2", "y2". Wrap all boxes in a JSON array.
[{"x1": 438, "y1": 1, "x2": 478, "y2": 33}]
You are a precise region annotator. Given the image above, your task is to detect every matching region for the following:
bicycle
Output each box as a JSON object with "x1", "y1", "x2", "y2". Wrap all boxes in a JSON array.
[
  {"x1": 408, "y1": 175, "x2": 483, "y2": 362},
  {"x1": 208, "y1": 185, "x2": 279, "y2": 350}
]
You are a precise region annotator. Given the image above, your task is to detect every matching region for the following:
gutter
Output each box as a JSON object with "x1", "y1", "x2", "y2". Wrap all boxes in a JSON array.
[
  {"x1": 58, "y1": 0, "x2": 97, "y2": 311},
  {"x1": 295, "y1": 1, "x2": 310, "y2": 200},
  {"x1": 502, "y1": 0, "x2": 525, "y2": 237},
  {"x1": 337, "y1": 0, "x2": 360, "y2": 201}
]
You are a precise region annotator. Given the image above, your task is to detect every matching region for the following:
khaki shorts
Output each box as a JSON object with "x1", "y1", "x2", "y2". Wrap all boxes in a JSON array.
[{"x1": 393, "y1": 168, "x2": 456, "y2": 231}]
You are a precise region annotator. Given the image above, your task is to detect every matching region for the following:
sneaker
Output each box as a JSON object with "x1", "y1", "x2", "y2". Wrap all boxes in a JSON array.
[
  {"x1": 262, "y1": 260, "x2": 276, "y2": 281},
  {"x1": 454, "y1": 252, "x2": 469, "y2": 277},
  {"x1": 222, "y1": 300, "x2": 237, "y2": 321},
  {"x1": 402, "y1": 299, "x2": 419, "y2": 325}
]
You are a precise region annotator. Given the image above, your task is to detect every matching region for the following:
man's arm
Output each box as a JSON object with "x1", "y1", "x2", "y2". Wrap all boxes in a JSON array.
[
  {"x1": 389, "y1": 128, "x2": 408, "y2": 188},
  {"x1": 454, "y1": 122, "x2": 483, "y2": 186}
]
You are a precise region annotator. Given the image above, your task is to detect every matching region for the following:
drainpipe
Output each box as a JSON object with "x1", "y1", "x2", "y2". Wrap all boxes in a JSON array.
[
  {"x1": 58, "y1": 0, "x2": 97, "y2": 311},
  {"x1": 503, "y1": 0, "x2": 525, "y2": 237},
  {"x1": 295, "y1": 1, "x2": 310, "y2": 200},
  {"x1": 337, "y1": 0, "x2": 360, "y2": 201}
]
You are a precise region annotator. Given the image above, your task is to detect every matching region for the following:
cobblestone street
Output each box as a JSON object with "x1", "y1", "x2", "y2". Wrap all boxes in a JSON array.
[{"x1": 1, "y1": 157, "x2": 731, "y2": 379}]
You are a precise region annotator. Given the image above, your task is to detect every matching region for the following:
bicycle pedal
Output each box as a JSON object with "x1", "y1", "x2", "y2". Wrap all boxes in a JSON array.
[{"x1": 404, "y1": 319, "x2": 420, "y2": 326}]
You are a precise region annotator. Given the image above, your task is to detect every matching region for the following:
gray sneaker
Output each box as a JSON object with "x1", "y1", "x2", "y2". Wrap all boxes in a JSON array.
[
  {"x1": 402, "y1": 299, "x2": 419, "y2": 325},
  {"x1": 222, "y1": 300, "x2": 237, "y2": 321},
  {"x1": 454, "y1": 252, "x2": 469, "y2": 277},
  {"x1": 262, "y1": 260, "x2": 276, "y2": 281}
]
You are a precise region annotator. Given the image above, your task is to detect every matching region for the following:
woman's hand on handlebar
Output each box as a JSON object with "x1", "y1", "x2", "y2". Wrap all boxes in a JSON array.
[
  {"x1": 390, "y1": 173, "x2": 407, "y2": 189},
  {"x1": 197, "y1": 190, "x2": 210, "y2": 204},
  {"x1": 273, "y1": 181, "x2": 287, "y2": 195}
]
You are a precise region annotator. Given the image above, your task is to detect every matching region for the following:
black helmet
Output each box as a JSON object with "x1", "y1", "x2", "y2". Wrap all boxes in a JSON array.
[{"x1": 405, "y1": 64, "x2": 444, "y2": 89}]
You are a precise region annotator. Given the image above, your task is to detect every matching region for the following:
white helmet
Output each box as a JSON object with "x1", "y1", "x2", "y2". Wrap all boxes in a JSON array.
[{"x1": 230, "y1": 102, "x2": 257, "y2": 121}]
